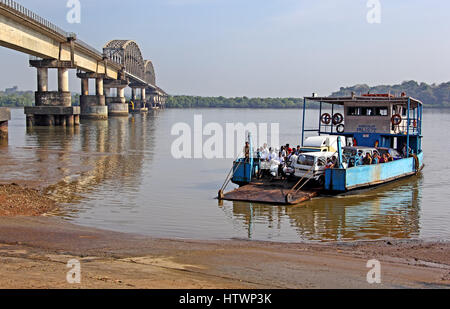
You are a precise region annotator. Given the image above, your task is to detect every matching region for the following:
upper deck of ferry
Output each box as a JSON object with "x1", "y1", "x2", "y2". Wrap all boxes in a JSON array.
[{"x1": 302, "y1": 94, "x2": 423, "y2": 154}]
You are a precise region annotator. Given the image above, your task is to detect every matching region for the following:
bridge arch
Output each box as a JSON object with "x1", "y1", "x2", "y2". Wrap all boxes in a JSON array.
[
  {"x1": 144, "y1": 60, "x2": 156, "y2": 86},
  {"x1": 103, "y1": 40, "x2": 147, "y2": 82}
]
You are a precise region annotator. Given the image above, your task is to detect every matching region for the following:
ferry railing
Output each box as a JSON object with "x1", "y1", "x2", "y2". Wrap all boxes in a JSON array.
[
  {"x1": 394, "y1": 122, "x2": 420, "y2": 135},
  {"x1": 218, "y1": 152, "x2": 245, "y2": 199}
]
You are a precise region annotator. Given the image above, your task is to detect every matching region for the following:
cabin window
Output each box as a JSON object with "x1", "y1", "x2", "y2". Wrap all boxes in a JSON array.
[
  {"x1": 361, "y1": 107, "x2": 375, "y2": 116},
  {"x1": 348, "y1": 106, "x2": 388, "y2": 116},
  {"x1": 375, "y1": 107, "x2": 388, "y2": 116},
  {"x1": 347, "y1": 107, "x2": 361, "y2": 116}
]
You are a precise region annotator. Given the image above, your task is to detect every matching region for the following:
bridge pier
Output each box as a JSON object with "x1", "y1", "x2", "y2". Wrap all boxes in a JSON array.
[
  {"x1": 25, "y1": 60, "x2": 80, "y2": 127},
  {"x1": 129, "y1": 85, "x2": 148, "y2": 114},
  {"x1": 0, "y1": 107, "x2": 11, "y2": 141},
  {"x1": 77, "y1": 72, "x2": 108, "y2": 120},
  {"x1": 147, "y1": 91, "x2": 167, "y2": 109},
  {"x1": 104, "y1": 80, "x2": 129, "y2": 117}
]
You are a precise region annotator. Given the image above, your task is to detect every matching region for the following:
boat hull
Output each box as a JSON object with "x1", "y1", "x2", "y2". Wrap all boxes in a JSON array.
[{"x1": 325, "y1": 152, "x2": 423, "y2": 192}]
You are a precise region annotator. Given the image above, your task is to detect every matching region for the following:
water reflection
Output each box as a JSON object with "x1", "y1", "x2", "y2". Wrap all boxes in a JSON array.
[
  {"x1": 21, "y1": 113, "x2": 157, "y2": 218},
  {"x1": 220, "y1": 176, "x2": 421, "y2": 242}
]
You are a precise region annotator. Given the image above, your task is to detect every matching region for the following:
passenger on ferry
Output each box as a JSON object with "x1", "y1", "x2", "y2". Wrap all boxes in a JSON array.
[
  {"x1": 372, "y1": 152, "x2": 381, "y2": 165},
  {"x1": 325, "y1": 158, "x2": 335, "y2": 169},
  {"x1": 401, "y1": 143, "x2": 412, "y2": 158},
  {"x1": 331, "y1": 156, "x2": 337, "y2": 167},
  {"x1": 256, "y1": 147, "x2": 262, "y2": 160},
  {"x1": 362, "y1": 153, "x2": 373, "y2": 165},
  {"x1": 267, "y1": 148, "x2": 273, "y2": 160},
  {"x1": 260, "y1": 148, "x2": 266, "y2": 161},
  {"x1": 244, "y1": 142, "x2": 250, "y2": 162},
  {"x1": 295, "y1": 145, "x2": 301, "y2": 155},
  {"x1": 358, "y1": 150, "x2": 364, "y2": 165},
  {"x1": 281, "y1": 146, "x2": 287, "y2": 159},
  {"x1": 261, "y1": 144, "x2": 270, "y2": 161},
  {"x1": 387, "y1": 153, "x2": 394, "y2": 162},
  {"x1": 286, "y1": 144, "x2": 293, "y2": 155},
  {"x1": 278, "y1": 152, "x2": 285, "y2": 165}
]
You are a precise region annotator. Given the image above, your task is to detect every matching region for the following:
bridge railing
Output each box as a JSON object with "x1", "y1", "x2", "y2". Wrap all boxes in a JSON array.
[
  {"x1": 0, "y1": 0, "x2": 103, "y2": 58},
  {"x1": 0, "y1": 0, "x2": 161, "y2": 90}
]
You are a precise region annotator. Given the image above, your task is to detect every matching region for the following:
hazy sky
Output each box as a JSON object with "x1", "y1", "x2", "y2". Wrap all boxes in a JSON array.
[{"x1": 0, "y1": 0, "x2": 449, "y2": 97}]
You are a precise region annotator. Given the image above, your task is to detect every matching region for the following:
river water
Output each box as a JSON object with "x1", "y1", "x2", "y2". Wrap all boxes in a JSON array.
[{"x1": 2, "y1": 108, "x2": 449, "y2": 242}]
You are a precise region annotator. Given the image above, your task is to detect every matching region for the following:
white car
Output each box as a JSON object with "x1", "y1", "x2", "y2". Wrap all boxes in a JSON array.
[{"x1": 292, "y1": 152, "x2": 337, "y2": 185}]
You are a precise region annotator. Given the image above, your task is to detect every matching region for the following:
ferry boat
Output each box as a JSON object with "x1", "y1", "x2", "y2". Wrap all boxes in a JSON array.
[
  {"x1": 302, "y1": 94, "x2": 423, "y2": 192},
  {"x1": 219, "y1": 93, "x2": 424, "y2": 205}
]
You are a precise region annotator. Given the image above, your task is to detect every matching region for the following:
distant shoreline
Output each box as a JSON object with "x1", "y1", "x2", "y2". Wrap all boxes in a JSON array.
[{"x1": 4, "y1": 105, "x2": 450, "y2": 110}]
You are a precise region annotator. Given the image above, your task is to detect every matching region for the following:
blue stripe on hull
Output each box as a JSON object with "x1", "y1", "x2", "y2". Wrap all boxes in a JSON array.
[{"x1": 325, "y1": 152, "x2": 423, "y2": 192}]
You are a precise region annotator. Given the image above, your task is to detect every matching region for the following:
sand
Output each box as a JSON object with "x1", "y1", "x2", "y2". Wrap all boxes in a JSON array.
[{"x1": 0, "y1": 215, "x2": 448, "y2": 289}]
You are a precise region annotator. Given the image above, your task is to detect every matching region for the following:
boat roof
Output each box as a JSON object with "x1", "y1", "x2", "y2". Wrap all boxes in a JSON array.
[
  {"x1": 300, "y1": 151, "x2": 336, "y2": 158},
  {"x1": 343, "y1": 146, "x2": 376, "y2": 151},
  {"x1": 305, "y1": 95, "x2": 423, "y2": 108}
]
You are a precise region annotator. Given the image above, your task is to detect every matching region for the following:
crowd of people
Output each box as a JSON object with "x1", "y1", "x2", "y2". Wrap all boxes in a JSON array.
[
  {"x1": 255, "y1": 143, "x2": 302, "y2": 164},
  {"x1": 361, "y1": 151, "x2": 394, "y2": 165},
  {"x1": 243, "y1": 143, "x2": 302, "y2": 178},
  {"x1": 242, "y1": 140, "x2": 403, "y2": 172}
]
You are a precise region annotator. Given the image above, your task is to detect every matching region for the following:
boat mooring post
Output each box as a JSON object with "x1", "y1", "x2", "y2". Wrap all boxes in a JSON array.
[
  {"x1": 248, "y1": 132, "x2": 254, "y2": 183},
  {"x1": 337, "y1": 135, "x2": 344, "y2": 169},
  {"x1": 301, "y1": 98, "x2": 306, "y2": 146}
]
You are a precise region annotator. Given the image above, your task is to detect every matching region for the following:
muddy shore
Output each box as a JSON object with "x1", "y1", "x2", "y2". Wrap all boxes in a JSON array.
[
  {"x1": 0, "y1": 214, "x2": 449, "y2": 289},
  {"x1": 0, "y1": 184, "x2": 57, "y2": 216},
  {"x1": 0, "y1": 175, "x2": 448, "y2": 288}
]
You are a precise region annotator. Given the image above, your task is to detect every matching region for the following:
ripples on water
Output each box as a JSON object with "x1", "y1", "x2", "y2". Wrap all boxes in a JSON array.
[{"x1": 1, "y1": 108, "x2": 449, "y2": 242}]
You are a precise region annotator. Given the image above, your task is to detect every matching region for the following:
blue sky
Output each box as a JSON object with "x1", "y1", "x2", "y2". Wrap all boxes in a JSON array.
[{"x1": 0, "y1": 0, "x2": 449, "y2": 97}]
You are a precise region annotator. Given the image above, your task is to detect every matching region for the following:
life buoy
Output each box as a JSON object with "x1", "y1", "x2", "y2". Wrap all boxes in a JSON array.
[
  {"x1": 332, "y1": 113, "x2": 344, "y2": 125},
  {"x1": 321, "y1": 113, "x2": 332, "y2": 125},
  {"x1": 336, "y1": 124, "x2": 345, "y2": 133},
  {"x1": 391, "y1": 114, "x2": 402, "y2": 126}
]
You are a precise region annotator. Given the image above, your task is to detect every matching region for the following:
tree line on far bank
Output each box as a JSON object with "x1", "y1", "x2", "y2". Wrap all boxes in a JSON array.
[
  {"x1": 0, "y1": 92, "x2": 81, "y2": 107},
  {"x1": 167, "y1": 81, "x2": 450, "y2": 109},
  {"x1": 1, "y1": 80, "x2": 449, "y2": 108}
]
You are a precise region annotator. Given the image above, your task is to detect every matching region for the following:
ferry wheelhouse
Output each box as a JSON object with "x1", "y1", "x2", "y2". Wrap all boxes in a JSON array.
[{"x1": 302, "y1": 94, "x2": 424, "y2": 192}]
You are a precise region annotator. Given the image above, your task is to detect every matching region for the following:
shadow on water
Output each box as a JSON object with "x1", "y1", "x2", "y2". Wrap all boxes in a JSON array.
[{"x1": 219, "y1": 175, "x2": 422, "y2": 242}]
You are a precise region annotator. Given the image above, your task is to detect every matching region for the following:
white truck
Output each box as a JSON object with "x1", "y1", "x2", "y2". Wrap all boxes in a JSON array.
[
  {"x1": 289, "y1": 136, "x2": 347, "y2": 185},
  {"x1": 300, "y1": 135, "x2": 347, "y2": 153}
]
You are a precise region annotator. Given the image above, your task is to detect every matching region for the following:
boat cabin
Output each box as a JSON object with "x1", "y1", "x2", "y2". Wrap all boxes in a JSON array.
[{"x1": 302, "y1": 94, "x2": 423, "y2": 157}]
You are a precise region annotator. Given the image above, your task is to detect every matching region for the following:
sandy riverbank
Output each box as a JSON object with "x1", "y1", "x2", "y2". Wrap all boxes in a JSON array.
[
  {"x1": 0, "y1": 184, "x2": 57, "y2": 216},
  {"x1": 0, "y1": 215, "x2": 449, "y2": 289}
]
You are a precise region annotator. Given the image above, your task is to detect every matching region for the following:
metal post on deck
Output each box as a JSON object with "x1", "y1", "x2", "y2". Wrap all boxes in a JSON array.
[
  {"x1": 301, "y1": 98, "x2": 306, "y2": 146},
  {"x1": 331, "y1": 103, "x2": 334, "y2": 134},
  {"x1": 319, "y1": 101, "x2": 322, "y2": 136},
  {"x1": 419, "y1": 103, "x2": 423, "y2": 152},
  {"x1": 407, "y1": 98, "x2": 411, "y2": 158}
]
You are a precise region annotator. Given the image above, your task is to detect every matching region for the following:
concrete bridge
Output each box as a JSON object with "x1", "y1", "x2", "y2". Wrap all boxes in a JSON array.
[{"x1": 0, "y1": 0, "x2": 167, "y2": 133}]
